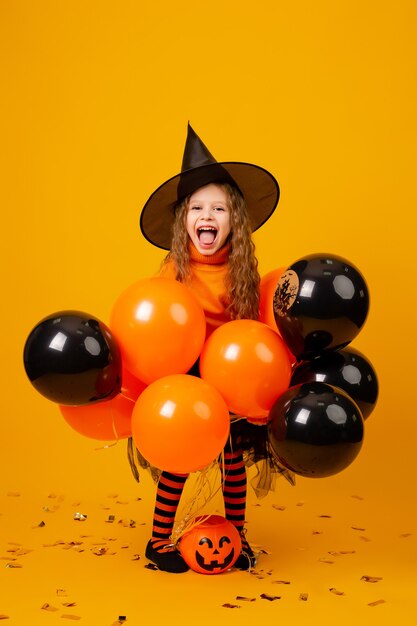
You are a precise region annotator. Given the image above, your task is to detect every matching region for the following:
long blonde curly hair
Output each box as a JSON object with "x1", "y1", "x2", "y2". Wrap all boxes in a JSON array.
[{"x1": 162, "y1": 183, "x2": 260, "y2": 320}]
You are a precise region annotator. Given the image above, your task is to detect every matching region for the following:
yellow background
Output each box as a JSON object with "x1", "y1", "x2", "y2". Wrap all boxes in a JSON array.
[{"x1": 1, "y1": 0, "x2": 416, "y2": 624}]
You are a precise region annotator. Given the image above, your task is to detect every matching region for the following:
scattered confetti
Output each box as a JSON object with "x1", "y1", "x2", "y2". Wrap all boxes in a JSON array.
[
  {"x1": 351, "y1": 526, "x2": 366, "y2": 531},
  {"x1": 118, "y1": 519, "x2": 136, "y2": 528},
  {"x1": 132, "y1": 554, "x2": 141, "y2": 561},
  {"x1": 236, "y1": 596, "x2": 256, "y2": 602},
  {"x1": 260, "y1": 593, "x2": 281, "y2": 601},
  {"x1": 299, "y1": 593, "x2": 309, "y2": 601},
  {"x1": 329, "y1": 588, "x2": 345, "y2": 596},
  {"x1": 7, "y1": 492, "x2": 20, "y2": 497},
  {"x1": 0, "y1": 616, "x2": 10, "y2": 620},
  {"x1": 351, "y1": 495, "x2": 364, "y2": 500},
  {"x1": 296, "y1": 501, "x2": 305, "y2": 507},
  {"x1": 318, "y1": 514, "x2": 332, "y2": 518},
  {"x1": 34, "y1": 521, "x2": 46, "y2": 528},
  {"x1": 312, "y1": 530, "x2": 323, "y2": 535},
  {"x1": 106, "y1": 515, "x2": 116, "y2": 523},
  {"x1": 272, "y1": 504, "x2": 286, "y2": 511},
  {"x1": 318, "y1": 557, "x2": 334, "y2": 564},
  {"x1": 73, "y1": 512, "x2": 87, "y2": 521},
  {"x1": 56, "y1": 589, "x2": 68, "y2": 597},
  {"x1": 222, "y1": 604, "x2": 241, "y2": 609},
  {"x1": 62, "y1": 603, "x2": 77, "y2": 608},
  {"x1": 5, "y1": 562, "x2": 23, "y2": 568},
  {"x1": 328, "y1": 550, "x2": 356, "y2": 556},
  {"x1": 92, "y1": 547, "x2": 112, "y2": 556},
  {"x1": 359, "y1": 536, "x2": 371, "y2": 542},
  {"x1": 399, "y1": 533, "x2": 412, "y2": 538},
  {"x1": 61, "y1": 614, "x2": 81, "y2": 620},
  {"x1": 361, "y1": 575, "x2": 383, "y2": 583},
  {"x1": 144, "y1": 563, "x2": 158, "y2": 570},
  {"x1": 368, "y1": 599, "x2": 386, "y2": 607},
  {"x1": 41, "y1": 604, "x2": 59, "y2": 612},
  {"x1": 272, "y1": 580, "x2": 291, "y2": 585}
]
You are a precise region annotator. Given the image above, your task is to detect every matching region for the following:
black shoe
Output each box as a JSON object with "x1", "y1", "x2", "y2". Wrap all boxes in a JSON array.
[
  {"x1": 234, "y1": 533, "x2": 257, "y2": 570},
  {"x1": 145, "y1": 539, "x2": 189, "y2": 573}
]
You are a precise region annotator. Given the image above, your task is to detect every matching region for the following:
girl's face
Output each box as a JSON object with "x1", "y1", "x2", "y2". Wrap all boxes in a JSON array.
[{"x1": 186, "y1": 184, "x2": 231, "y2": 256}]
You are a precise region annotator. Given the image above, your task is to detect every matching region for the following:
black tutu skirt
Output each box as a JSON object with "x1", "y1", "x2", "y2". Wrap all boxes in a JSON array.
[{"x1": 127, "y1": 416, "x2": 295, "y2": 499}]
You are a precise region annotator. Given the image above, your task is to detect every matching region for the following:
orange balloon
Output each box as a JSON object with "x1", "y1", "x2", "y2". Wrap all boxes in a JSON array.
[
  {"x1": 260, "y1": 268, "x2": 296, "y2": 364},
  {"x1": 110, "y1": 277, "x2": 206, "y2": 384},
  {"x1": 200, "y1": 320, "x2": 292, "y2": 420},
  {"x1": 259, "y1": 268, "x2": 286, "y2": 332},
  {"x1": 131, "y1": 375, "x2": 230, "y2": 473},
  {"x1": 121, "y1": 364, "x2": 147, "y2": 401},
  {"x1": 60, "y1": 392, "x2": 135, "y2": 440}
]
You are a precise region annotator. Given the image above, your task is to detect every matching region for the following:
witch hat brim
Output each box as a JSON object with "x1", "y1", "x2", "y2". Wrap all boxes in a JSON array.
[{"x1": 140, "y1": 125, "x2": 280, "y2": 250}]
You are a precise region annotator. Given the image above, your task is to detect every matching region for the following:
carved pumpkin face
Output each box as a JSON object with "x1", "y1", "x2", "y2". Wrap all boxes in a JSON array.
[{"x1": 180, "y1": 515, "x2": 241, "y2": 574}]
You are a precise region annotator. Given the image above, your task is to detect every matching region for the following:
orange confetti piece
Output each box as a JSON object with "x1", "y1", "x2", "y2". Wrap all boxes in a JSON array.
[
  {"x1": 272, "y1": 580, "x2": 291, "y2": 585},
  {"x1": 351, "y1": 526, "x2": 366, "y2": 531},
  {"x1": 41, "y1": 604, "x2": 59, "y2": 612},
  {"x1": 351, "y1": 495, "x2": 364, "y2": 500},
  {"x1": 361, "y1": 575, "x2": 383, "y2": 583},
  {"x1": 7, "y1": 492, "x2": 20, "y2": 497},
  {"x1": 236, "y1": 596, "x2": 256, "y2": 602},
  {"x1": 359, "y1": 536, "x2": 372, "y2": 542},
  {"x1": 56, "y1": 589, "x2": 68, "y2": 597},
  {"x1": 299, "y1": 593, "x2": 309, "y2": 601},
  {"x1": 368, "y1": 599, "x2": 386, "y2": 607},
  {"x1": 319, "y1": 557, "x2": 334, "y2": 564},
  {"x1": 272, "y1": 504, "x2": 286, "y2": 511},
  {"x1": 222, "y1": 604, "x2": 241, "y2": 609},
  {"x1": 260, "y1": 593, "x2": 281, "y2": 601},
  {"x1": 328, "y1": 550, "x2": 356, "y2": 556},
  {"x1": 0, "y1": 615, "x2": 10, "y2": 620},
  {"x1": 61, "y1": 615, "x2": 81, "y2": 620},
  {"x1": 329, "y1": 588, "x2": 345, "y2": 596},
  {"x1": 399, "y1": 533, "x2": 412, "y2": 538}
]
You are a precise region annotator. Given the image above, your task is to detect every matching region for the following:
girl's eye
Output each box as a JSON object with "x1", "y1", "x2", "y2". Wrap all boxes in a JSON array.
[
  {"x1": 214, "y1": 206, "x2": 225, "y2": 211},
  {"x1": 190, "y1": 206, "x2": 201, "y2": 211}
]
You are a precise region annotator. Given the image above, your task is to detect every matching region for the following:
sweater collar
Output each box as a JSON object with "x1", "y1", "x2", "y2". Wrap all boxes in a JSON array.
[{"x1": 189, "y1": 242, "x2": 230, "y2": 265}]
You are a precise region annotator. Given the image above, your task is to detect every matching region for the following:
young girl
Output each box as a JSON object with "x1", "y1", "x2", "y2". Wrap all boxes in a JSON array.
[{"x1": 133, "y1": 124, "x2": 289, "y2": 573}]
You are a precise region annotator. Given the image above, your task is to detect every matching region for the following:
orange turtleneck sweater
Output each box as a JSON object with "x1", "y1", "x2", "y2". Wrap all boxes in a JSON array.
[{"x1": 159, "y1": 244, "x2": 231, "y2": 338}]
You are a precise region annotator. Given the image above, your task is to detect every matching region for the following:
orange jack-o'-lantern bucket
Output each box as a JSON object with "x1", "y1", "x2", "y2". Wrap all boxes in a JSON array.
[{"x1": 179, "y1": 515, "x2": 241, "y2": 574}]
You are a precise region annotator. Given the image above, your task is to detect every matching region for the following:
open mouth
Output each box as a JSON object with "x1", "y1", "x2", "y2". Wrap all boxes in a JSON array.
[{"x1": 197, "y1": 226, "x2": 218, "y2": 246}]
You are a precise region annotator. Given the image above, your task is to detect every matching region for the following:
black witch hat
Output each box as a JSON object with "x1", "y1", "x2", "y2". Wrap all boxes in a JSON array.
[{"x1": 140, "y1": 123, "x2": 280, "y2": 250}]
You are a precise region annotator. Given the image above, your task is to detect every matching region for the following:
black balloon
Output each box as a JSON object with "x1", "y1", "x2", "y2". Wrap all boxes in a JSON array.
[
  {"x1": 291, "y1": 347, "x2": 378, "y2": 419},
  {"x1": 273, "y1": 254, "x2": 369, "y2": 360},
  {"x1": 23, "y1": 311, "x2": 121, "y2": 405},
  {"x1": 268, "y1": 382, "x2": 364, "y2": 478}
]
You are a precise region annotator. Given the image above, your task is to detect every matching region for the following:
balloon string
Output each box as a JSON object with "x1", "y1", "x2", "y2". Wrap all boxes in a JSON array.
[{"x1": 119, "y1": 390, "x2": 136, "y2": 403}]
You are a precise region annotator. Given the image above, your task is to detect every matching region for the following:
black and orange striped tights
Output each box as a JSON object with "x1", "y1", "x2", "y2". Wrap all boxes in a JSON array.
[{"x1": 145, "y1": 443, "x2": 255, "y2": 572}]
